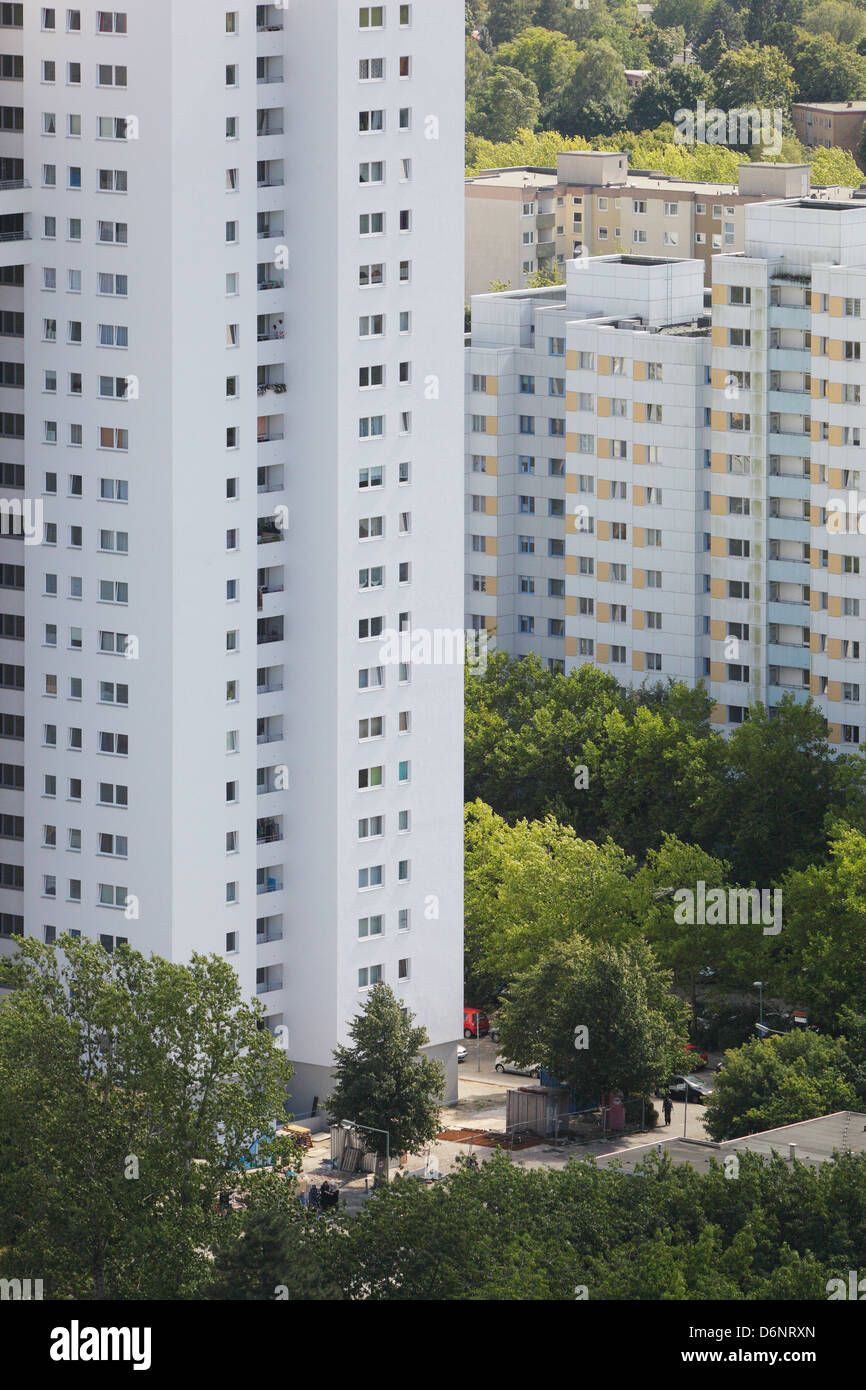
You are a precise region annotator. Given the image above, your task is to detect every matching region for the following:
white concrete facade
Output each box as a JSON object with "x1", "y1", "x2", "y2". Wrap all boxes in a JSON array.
[
  {"x1": 465, "y1": 204, "x2": 866, "y2": 750},
  {"x1": 0, "y1": 0, "x2": 465, "y2": 1115}
]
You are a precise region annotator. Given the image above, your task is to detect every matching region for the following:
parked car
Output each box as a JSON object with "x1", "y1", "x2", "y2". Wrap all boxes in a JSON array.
[
  {"x1": 489, "y1": 1019, "x2": 501, "y2": 1044},
  {"x1": 683, "y1": 1043, "x2": 709, "y2": 1070},
  {"x1": 463, "y1": 1006, "x2": 489, "y2": 1039},
  {"x1": 657, "y1": 1073, "x2": 713, "y2": 1104},
  {"x1": 494, "y1": 1056, "x2": 540, "y2": 1077},
  {"x1": 457, "y1": 1044, "x2": 467, "y2": 1064}
]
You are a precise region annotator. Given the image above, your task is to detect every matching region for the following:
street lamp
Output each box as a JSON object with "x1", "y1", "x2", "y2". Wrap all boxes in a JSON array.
[
  {"x1": 472, "y1": 1009, "x2": 483, "y2": 1073},
  {"x1": 341, "y1": 1118, "x2": 391, "y2": 1185},
  {"x1": 754, "y1": 980, "x2": 765, "y2": 1028}
]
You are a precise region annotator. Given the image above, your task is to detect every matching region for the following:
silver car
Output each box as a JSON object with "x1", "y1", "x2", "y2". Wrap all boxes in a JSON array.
[{"x1": 494, "y1": 1057, "x2": 540, "y2": 1077}]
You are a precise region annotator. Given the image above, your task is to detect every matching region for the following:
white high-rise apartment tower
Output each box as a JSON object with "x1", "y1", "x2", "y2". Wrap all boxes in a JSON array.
[{"x1": 0, "y1": 0, "x2": 465, "y2": 1112}]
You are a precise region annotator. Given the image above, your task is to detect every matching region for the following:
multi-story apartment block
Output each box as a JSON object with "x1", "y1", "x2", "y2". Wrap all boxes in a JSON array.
[
  {"x1": 793, "y1": 101, "x2": 866, "y2": 156},
  {"x1": 465, "y1": 153, "x2": 818, "y2": 297},
  {"x1": 0, "y1": 0, "x2": 465, "y2": 1115},
  {"x1": 466, "y1": 196, "x2": 866, "y2": 750}
]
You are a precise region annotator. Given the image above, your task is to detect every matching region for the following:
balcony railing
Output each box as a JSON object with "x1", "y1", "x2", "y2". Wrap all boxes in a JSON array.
[{"x1": 0, "y1": 179, "x2": 29, "y2": 190}]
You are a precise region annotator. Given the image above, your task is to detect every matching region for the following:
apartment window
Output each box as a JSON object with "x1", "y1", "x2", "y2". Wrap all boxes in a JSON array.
[
  {"x1": 97, "y1": 11, "x2": 127, "y2": 33},
  {"x1": 359, "y1": 5, "x2": 384, "y2": 26},
  {"x1": 358, "y1": 666, "x2": 384, "y2": 691},
  {"x1": 358, "y1": 864, "x2": 384, "y2": 889},
  {"x1": 358, "y1": 915, "x2": 384, "y2": 938},
  {"x1": 359, "y1": 109, "x2": 385, "y2": 133},
  {"x1": 729, "y1": 328, "x2": 750, "y2": 347},
  {"x1": 97, "y1": 64, "x2": 127, "y2": 88},
  {"x1": 97, "y1": 220, "x2": 127, "y2": 243},
  {"x1": 358, "y1": 161, "x2": 384, "y2": 185}
]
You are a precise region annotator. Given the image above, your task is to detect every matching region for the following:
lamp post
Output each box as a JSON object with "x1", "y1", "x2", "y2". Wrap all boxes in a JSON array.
[
  {"x1": 754, "y1": 980, "x2": 765, "y2": 1029},
  {"x1": 341, "y1": 1118, "x2": 391, "y2": 1185},
  {"x1": 473, "y1": 1009, "x2": 483, "y2": 1073}
]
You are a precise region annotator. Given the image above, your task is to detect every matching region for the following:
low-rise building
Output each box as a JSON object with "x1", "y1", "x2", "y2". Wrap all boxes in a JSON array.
[
  {"x1": 466, "y1": 152, "x2": 816, "y2": 297},
  {"x1": 793, "y1": 101, "x2": 866, "y2": 155}
]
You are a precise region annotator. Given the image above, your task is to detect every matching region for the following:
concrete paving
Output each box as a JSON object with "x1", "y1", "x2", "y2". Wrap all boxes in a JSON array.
[{"x1": 288, "y1": 1042, "x2": 719, "y2": 1207}]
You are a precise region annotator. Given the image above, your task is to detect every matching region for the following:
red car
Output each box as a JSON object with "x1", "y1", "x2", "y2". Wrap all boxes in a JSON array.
[
  {"x1": 683, "y1": 1044, "x2": 708, "y2": 1071},
  {"x1": 463, "y1": 1007, "x2": 489, "y2": 1039}
]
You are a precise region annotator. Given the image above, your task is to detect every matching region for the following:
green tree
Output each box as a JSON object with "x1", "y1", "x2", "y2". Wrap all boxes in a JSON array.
[
  {"x1": 650, "y1": 0, "x2": 713, "y2": 41},
  {"x1": 647, "y1": 23, "x2": 686, "y2": 66},
  {"x1": 326, "y1": 984, "x2": 445, "y2": 1165},
  {"x1": 486, "y1": 0, "x2": 535, "y2": 45},
  {"x1": 703, "y1": 1031, "x2": 858, "y2": 1139},
  {"x1": 711, "y1": 42, "x2": 796, "y2": 112},
  {"x1": 208, "y1": 1208, "x2": 342, "y2": 1300},
  {"x1": 801, "y1": 1, "x2": 866, "y2": 47},
  {"x1": 464, "y1": 800, "x2": 640, "y2": 995},
  {"x1": 468, "y1": 64, "x2": 541, "y2": 141},
  {"x1": 810, "y1": 142, "x2": 865, "y2": 184},
  {"x1": 791, "y1": 32, "x2": 866, "y2": 101},
  {"x1": 723, "y1": 696, "x2": 835, "y2": 884},
  {"x1": 630, "y1": 65, "x2": 715, "y2": 131},
  {"x1": 524, "y1": 263, "x2": 566, "y2": 286},
  {"x1": 534, "y1": 0, "x2": 611, "y2": 44},
  {"x1": 0, "y1": 936, "x2": 296, "y2": 1300},
  {"x1": 637, "y1": 835, "x2": 742, "y2": 1013},
  {"x1": 696, "y1": 0, "x2": 746, "y2": 47},
  {"x1": 697, "y1": 28, "x2": 729, "y2": 70},
  {"x1": 495, "y1": 25, "x2": 580, "y2": 122},
  {"x1": 581, "y1": 701, "x2": 726, "y2": 860},
  {"x1": 497, "y1": 936, "x2": 689, "y2": 1098},
  {"x1": 550, "y1": 39, "x2": 631, "y2": 136},
  {"x1": 465, "y1": 33, "x2": 494, "y2": 116},
  {"x1": 745, "y1": 0, "x2": 804, "y2": 47},
  {"x1": 778, "y1": 823, "x2": 866, "y2": 1024}
]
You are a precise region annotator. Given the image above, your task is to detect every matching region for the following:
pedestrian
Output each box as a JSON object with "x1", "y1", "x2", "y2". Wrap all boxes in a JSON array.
[
  {"x1": 662, "y1": 1095, "x2": 673, "y2": 1126},
  {"x1": 309, "y1": 1183, "x2": 319, "y2": 1211}
]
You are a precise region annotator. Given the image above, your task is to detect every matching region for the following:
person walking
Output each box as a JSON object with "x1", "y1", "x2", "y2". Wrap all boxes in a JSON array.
[{"x1": 662, "y1": 1095, "x2": 673, "y2": 1126}]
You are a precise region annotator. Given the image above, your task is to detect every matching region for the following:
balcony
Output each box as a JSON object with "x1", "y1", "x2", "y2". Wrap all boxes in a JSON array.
[
  {"x1": 257, "y1": 516, "x2": 282, "y2": 544},
  {"x1": 256, "y1": 4, "x2": 284, "y2": 30},
  {"x1": 257, "y1": 464, "x2": 284, "y2": 494},
  {"x1": 257, "y1": 669, "x2": 283, "y2": 695},
  {"x1": 256, "y1": 914, "x2": 284, "y2": 944},
  {"x1": 257, "y1": 616, "x2": 284, "y2": 645},
  {"x1": 257, "y1": 814, "x2": 283, "y2": 845},
  {"x1": 536, "y1": 239, "x2": 555, "y2": 258},
  {"x1": 256, "y1": 868, "x2": 284, "y2": 895},
  {"x1": 257, "y1": 318, "x2": 285, "y2": 342},
  {"x1": 257, "y1": 115, "x2": 284, "y2": 138},
  {"x1": 256, "y1": 965, "x2": 283, "y2": 994},
  {"x1": 768, "y1": 642, "x2": 810, "y2": 669}
]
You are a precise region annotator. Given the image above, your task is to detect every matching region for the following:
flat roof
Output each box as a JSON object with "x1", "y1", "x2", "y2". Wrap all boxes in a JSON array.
[
  {"x1": 466, "y1": 167, "x2": 556, "y2": 188},
  {"x1": 596, "y1": 1111, "x2": 866, "y2": 1174},
  {"x1": 794, "y1": 101, "x2": 866, "y2": 112}
]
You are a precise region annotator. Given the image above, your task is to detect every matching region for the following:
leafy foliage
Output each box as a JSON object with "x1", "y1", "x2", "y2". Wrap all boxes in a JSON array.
[
  {"x1": 326, "y1": 984, "x2": 445, "y2": 1161},
  {"x1": 0, "y1": 936, "x2": 297, "y2": 1300}
]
